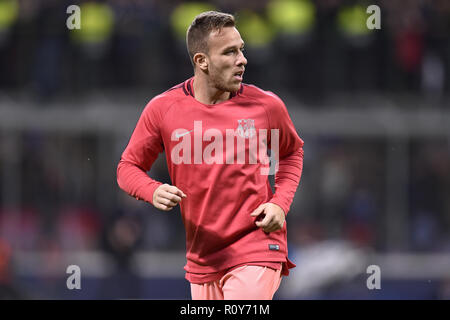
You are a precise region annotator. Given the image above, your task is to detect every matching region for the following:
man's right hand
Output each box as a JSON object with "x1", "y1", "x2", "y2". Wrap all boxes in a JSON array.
[{"x1": 152, "y1": 184, "x2": 187, "y2": 211}]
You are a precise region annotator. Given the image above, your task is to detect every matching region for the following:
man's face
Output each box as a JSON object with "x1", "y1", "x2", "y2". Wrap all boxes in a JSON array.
[{"x1": 204, "y1": 26, "x2": 247, "y2": 93}]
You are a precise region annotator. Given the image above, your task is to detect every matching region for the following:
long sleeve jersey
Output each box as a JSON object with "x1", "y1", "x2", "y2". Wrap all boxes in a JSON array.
[{"x1": 117, "y1": 77, "x2": 304, "y2": 283}]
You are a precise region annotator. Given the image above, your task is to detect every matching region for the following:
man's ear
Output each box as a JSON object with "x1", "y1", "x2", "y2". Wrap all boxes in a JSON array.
[{"x1": 193, "y1": 53, "x2": 208, "y2": 71}]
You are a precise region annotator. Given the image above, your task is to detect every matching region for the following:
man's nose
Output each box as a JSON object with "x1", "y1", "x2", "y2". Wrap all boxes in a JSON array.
[{"x1": 237, "y1": 51, "x2": 247, "y2": 66}]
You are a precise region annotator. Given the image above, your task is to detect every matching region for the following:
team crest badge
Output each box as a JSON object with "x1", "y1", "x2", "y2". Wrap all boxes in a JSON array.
[{"x1": 236, "y1": 119, "x2": 256, "y2": 138}]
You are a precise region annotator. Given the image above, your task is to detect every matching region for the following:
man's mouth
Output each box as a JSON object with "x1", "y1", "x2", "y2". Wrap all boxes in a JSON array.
[{"x1": 233, "y1": 70, "x2": 244, "y2": 81}]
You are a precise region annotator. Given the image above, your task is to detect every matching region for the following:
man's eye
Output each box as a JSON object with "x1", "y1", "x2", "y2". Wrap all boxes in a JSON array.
[{"x1": 224, "y1": 48, "x2": 244, "y2": 55}]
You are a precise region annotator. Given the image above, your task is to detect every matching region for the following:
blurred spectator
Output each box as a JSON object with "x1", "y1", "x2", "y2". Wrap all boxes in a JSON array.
[
  {"x1": 336, "y1": 1, "x2": 378, "y2": 92},
  {"x1": 0, "y1": 208, "x2": 39, "y2": 251},
  {"x1": 0, "y1": 0, "x2": 18, "y2": 46},
  {"x1": 344, "y1": 188, "x2": 377, "y2": 247},
  {"x1": 31, "y1": 0, "x2": 67, "y2": 100},
  {"x1": 0, "y1": 238, "x2": 22, "y2": 299},
  {"x1": 100, "y1": 207, "x2": 143, "y2": 299},
  {"x1": 57, "y1": 206, "x2": 101, "y2": 250},
  {"x1": 0, "y1": 0, "x2": 19, "y2": 88},
  {"x1": 69, "y1": 0, "x2": 115, "y2": 93}
]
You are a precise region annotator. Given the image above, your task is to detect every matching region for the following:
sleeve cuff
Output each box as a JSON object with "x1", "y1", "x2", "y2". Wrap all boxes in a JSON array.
[{"x1": 141, "y1": 181, "x2": 163, "y2": 205}]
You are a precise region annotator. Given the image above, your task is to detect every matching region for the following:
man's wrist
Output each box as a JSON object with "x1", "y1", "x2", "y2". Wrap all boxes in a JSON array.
[{"x1": 269, "y1": 201, "x2": 286, "y2": 217}]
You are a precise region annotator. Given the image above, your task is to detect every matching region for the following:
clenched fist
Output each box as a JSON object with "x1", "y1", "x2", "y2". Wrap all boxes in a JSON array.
[
  {"x1": 152, "y1": 184, "x2": 187, "y2": 211},
  {"x1": 250, "y1": 203, "x2": 286, "y2": 233}
]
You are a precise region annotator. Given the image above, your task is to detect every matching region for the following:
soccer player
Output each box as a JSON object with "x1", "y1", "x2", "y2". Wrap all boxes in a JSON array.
[{"x1": 117, "y1": 11, "x2": 304, "y2": 300}]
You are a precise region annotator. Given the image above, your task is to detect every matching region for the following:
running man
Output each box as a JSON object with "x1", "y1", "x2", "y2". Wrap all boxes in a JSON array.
[{"x1": 117, "y1": 11, "x2": 304, "y2": 300}]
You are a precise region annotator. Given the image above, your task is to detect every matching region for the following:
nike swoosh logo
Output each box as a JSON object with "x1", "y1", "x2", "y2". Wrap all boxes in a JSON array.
[{"x1": 175, "y1": 130, "x2": 193, "y2": 139}]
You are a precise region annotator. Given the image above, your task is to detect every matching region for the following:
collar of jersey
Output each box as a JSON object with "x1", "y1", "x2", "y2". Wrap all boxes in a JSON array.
[{"x1": 183, "y1": 77, "x2": 244, "y2": 104}]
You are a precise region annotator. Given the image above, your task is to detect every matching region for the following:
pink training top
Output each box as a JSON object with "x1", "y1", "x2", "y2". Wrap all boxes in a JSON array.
[{"x1": 117, "y1": 77, "x2": 304, "y2": 283}]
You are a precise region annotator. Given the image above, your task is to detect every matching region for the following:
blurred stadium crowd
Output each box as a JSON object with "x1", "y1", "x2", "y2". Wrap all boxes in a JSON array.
[
  {"x1": 0, "y1": 0, "x2": 450, "y2": 299},
  {"x1": 0, "y1": 0, "x2": 449, "y2": 100}
]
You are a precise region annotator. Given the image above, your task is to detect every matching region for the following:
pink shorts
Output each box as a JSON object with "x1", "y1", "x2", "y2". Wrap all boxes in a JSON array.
[{"x1": 190, "y1": 264, "x2": 282, "y2": 300}]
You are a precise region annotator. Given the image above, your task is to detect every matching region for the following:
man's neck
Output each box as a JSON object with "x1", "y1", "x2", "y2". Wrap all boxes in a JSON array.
[{"x1": 192, "y1": 75, "x2": 231, "y2": 105}]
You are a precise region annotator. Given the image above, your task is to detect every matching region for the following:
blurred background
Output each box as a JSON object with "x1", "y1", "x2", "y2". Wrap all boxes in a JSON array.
[{"x1": 0, "y1": 0, "x2": 449, "y2": 299}]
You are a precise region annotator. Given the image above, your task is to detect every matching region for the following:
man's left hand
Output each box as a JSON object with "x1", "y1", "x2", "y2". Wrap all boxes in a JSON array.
[{"x1": 250, "y1": 203, "x2": 286, "y2": 233}]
